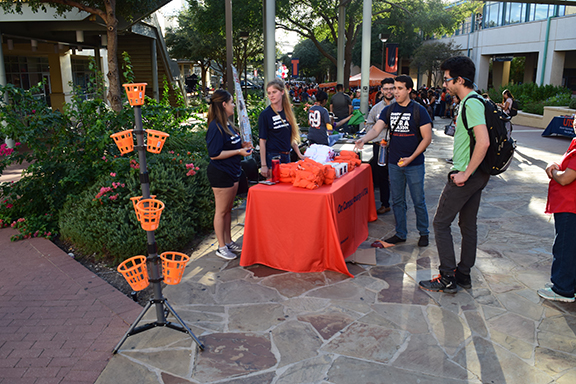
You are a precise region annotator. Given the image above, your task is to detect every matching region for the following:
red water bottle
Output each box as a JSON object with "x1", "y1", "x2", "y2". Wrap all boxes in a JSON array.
[{"x1": 271, "y1": 158, "x2": 280, "y2": 183}]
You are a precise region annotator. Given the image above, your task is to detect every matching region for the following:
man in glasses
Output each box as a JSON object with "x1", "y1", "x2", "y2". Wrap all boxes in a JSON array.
[
  {"x1": 364, "y1": 78, "x2": 397, "y2": 214},
  {"x1": 419, "y1": 56, "x2": 490, "y2": 294}
]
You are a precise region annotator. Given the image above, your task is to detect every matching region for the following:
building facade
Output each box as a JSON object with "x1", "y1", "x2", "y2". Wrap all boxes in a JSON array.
[{"x1": 427, "y1": 2, "x2": 576, "y2": 91}]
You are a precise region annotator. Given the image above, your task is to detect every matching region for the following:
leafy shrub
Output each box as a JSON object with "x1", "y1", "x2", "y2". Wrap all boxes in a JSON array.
[
  {"x1": 569, "y1": 97, "x2": 576, "y2": 110},
  {"x1": 246, "y1": 93, "x2": 266, "y2": 147},
  {"x1": 59, "y1": 152, "x2": 214, "y2": 263},
  {"x1": 0, "y1": 58, "x2": 212, "y2": 247},
  {"x1": 485, "y1": 82, "x2": 571, "y2": 115}
]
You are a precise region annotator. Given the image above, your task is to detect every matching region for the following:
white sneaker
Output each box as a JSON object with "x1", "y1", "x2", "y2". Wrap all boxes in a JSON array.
[
  {"x1": 226, "y1": 241, "x2": 242, "y2": 254},
  {"x1": 544, "y1": 282, "x2": 576, "y2": 297},
  {"x1": 537, "y1": 287, "x2": 575, "y2": 303},
  {"x1": 215, "y1": 246, "x2": 237, "y2": 260}
]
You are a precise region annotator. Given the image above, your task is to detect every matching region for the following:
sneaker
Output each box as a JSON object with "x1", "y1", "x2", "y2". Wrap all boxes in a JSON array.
[
  {"x1": 537, "y1": 287, "x2": 575, "y2": 303},
  {"x1": 455, "y1": 269, "x2": 472, "y2": 289},
  {"x1": 418, "y1": 235, "x2": 429, "y2": 247},
  {"x1": 215, "y1": 246, "x2": 237, "y2": 260},
  {"x1": 384, "y1": 235, "x2": 406, "y2": 244},
  {"x1": 544, "y1": 282, "x2": 576, "y2": 297},
  {"x1": 377, "y1": 206, "x2": 391, "y2": 214},
  {"x1": 226, "y1": 241, "x2": 242, "y2": 254},
  {"x1": 445, "y1": 158, "x2": 453, "y2": 164},
  {"x1": 419, "y1": 274, "x2": 457, "y2": 294}
]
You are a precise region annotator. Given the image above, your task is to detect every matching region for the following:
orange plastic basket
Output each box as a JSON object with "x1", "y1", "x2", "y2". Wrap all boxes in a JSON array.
[
  {"x1": 130, "y1": 195, "x2": 156, "y2": 221},
  {"x1": 160, "y1": 252, "x2": 190, "y2": 285},
  {"x1": 146, "y1": 130, "x2": 170, "y2": 154},
  {"x1": 110, "y1": 130, "x2": 134, "y2": 155},
  {"x1": 135, "y1": 198, "x2": 165, "y2": 231},
  {"x1": 123, "y1": 83, "x2": 147, "y2": 106},
  {"x1": 117, "y1": 255, "x2": 149, "y2": 291}
]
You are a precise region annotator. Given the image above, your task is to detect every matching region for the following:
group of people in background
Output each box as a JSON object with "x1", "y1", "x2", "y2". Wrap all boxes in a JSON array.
[{"x1": 203, "y1": 56, "x2": 575, "y2": 304}]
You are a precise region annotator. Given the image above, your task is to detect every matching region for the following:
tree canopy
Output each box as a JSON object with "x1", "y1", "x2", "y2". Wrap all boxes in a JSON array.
[
  {"x1": 411, "y1": 41, "x2": 463, "y2": 87},
  {"x1": 276, "y1": 0, "x2": 475, "y2": 87},
  {"x1": 165, "y1": 0, "x2": 263, "y2": 88}
]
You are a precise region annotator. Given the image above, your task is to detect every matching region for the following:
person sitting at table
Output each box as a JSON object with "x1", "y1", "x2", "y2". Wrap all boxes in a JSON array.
[
  {"x1": 206, "y1": 90, "x2": 253, "y2": 261},
  {"x1": 259, "y1": 78, "x2": 305, "y2": 178}
]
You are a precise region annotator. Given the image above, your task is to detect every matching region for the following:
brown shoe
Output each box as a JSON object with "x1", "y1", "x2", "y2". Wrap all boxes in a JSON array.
[{"x1": 377, "y1": 206, "x2": 391, "y2": 214}]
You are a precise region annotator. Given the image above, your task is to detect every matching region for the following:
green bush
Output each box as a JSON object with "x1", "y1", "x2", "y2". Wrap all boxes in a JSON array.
[
  {"x1": 0, "y1": 58, "x2": 213, "y2": 249},
  {"x1": 569, "y1": 97, "x2": 576, "y2": 110},
  {"x1": 59, "y1": 152, "x2": 214, "y2": 263},
  {"x1": 485, "y1": 82, "x2": 571, "y2": 115},
  {"x1": 246, "y1": 94, "x2": 266, "y2": 146}
]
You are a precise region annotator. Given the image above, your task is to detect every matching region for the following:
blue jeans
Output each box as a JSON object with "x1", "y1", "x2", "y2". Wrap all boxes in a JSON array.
[
  {"x1": 551, "y1": 212, "x2": 576, "y2": 297},
  {"x1": 265, "y1": 152, "x2": 290, "y2": 168},
  {"x1": 388, "y1": 163, "x2": 429, "y2": 239},
  {"x1": 328, "y1": 133, "x2": 343, "y2": 147}
]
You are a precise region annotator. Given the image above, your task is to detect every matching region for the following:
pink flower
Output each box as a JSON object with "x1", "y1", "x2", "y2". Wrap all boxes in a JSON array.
[
  {"x1": 102, "y1": 156, "x2": 106, "y2": 160},
  {"x1": 110, "y1": 172, "x2": 116, "y2": 177},
  {"x1": 15, "y1": 142, "x2": 21, "y2": 146},
  {"x1": 109, "y1": 194, "x2": 118, "y2": 201},
  {"x1": 6, "y1": 203, "x2": 12, "y2": 209},
  {"x1": 121, "y1": 183, "x2": 125, "y2": 188}
]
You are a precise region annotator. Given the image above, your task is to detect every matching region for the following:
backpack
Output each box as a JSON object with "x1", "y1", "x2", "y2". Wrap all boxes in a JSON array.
[
  {"x1": 462, "y1": 94, "x2": 516, "y2": 175},
  {"x1": 509, "y1": 99, "x2": 519, "y2": 117}
]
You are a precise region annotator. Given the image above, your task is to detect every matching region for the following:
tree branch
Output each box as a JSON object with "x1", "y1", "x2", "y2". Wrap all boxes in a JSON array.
[{"x1": 42, "y1": 0, "x2": 107, "y2": 20}]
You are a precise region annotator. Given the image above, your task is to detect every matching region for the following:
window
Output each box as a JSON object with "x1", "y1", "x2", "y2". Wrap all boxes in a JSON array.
[
  {"x1": 529, "y1": 4, "x2": 552, "y2": 21},
  {"x1": 505, "y1": 2, "x2": 525, "y2": 24},
  {"x1": 485, "y1": 2, "x2": 503, "y2": 28},
  {"x1": 5, "y1": 56, "x2": 50, "y2": 105}
]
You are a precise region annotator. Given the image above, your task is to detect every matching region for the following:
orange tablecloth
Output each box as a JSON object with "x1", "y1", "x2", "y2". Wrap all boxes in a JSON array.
[{"x1": 240, "y1": 164, "x2": 377, "y2": 277}]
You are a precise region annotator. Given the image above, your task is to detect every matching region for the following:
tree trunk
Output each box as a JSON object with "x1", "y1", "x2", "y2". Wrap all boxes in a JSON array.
[{"x1": 104, "y1": 0, "x2": 122, "y2": 112}]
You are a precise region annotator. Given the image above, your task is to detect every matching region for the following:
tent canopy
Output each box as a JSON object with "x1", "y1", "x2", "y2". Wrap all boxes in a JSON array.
[
  {"x1": 319, "y1": 66, "x2": 395, "y2": 88},
  {"x1": 348, "y1": 66, "x2": 396, "y2": 86}
]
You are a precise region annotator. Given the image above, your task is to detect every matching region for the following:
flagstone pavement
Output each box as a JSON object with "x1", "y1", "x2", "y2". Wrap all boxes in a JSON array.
[{"x1": 3, "y1": 118, "x2": 576, "y2": 384}]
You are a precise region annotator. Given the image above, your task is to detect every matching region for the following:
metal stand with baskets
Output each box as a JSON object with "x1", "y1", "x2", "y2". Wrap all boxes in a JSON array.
[{"x1": 111, "y1": 83, "x2": 204, "y2": 354}]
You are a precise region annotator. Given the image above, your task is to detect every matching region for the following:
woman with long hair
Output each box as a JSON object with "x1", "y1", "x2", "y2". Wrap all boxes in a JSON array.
[
  {"x1": 501, "y1": 89, "x2": 514, "y2": 114},
  {"x1": 206, "y1": 90, "x2": 252, "y2": 260},
  {"x1": 258, "y1": 78, "x2": 305, "y2": 178}
]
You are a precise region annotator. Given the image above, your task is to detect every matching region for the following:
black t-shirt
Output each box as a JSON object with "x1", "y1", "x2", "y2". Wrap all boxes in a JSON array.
[
  {"x1": 331, "y1": 92, "x2": 352, "y2": 120},
  {"x1": 379, "y1": 102, "x2": 431, "y2": 166},
  {"x1": 206, "y1": 120, "x2": 242, "y2": 177},
  {"x1": 258, "y1": 105, "x2": 293, "y2": 153},
  {"x1": 307, "y1": 105, "x2": 330, "y2": 146}
]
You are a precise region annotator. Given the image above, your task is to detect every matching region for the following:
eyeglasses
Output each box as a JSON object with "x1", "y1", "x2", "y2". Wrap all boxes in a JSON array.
[
  {"x1": 443, "y1": 77, "x2": 455, "y2": 84},
  {"x1": 382, "y1": 87, "x2": 395, "y2": 92}
]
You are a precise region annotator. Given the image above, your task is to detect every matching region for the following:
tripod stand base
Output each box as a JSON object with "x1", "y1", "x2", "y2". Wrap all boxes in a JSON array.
[{"x1": 113, "y1": 298, "x2": 204, "y2": 354}]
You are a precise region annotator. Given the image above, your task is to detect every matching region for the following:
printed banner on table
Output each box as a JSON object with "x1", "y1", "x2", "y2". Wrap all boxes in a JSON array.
[{"x1": 231, "y1": 65, "x2": 252, "y2": 144}]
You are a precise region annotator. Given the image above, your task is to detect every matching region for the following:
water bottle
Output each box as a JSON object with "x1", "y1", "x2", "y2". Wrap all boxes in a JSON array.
[
  {"x1": 271, "y1": 157, "x2": 280, "y2": 183},
  {"x1": 377, "y1": 139, "x2": 388, "y2": 166}
]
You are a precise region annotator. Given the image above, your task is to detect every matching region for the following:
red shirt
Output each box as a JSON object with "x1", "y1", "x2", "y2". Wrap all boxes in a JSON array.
[{"x1": 546, "y1": 138, "x2": 576, "y2": 214}]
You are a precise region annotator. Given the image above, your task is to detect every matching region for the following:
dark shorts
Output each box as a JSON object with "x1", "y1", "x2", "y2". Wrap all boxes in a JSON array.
[{"x1": 207, "y1": 163, "x2": 239, "y2": 188}]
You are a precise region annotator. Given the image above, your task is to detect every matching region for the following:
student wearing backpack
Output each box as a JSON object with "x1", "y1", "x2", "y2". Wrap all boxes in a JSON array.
[{"x1": 419, "y1": 56, "x2": 490, "y2": 293}]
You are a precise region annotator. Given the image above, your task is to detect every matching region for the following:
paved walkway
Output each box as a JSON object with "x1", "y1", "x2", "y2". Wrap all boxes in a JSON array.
[
  {"x1": 2, "y1": 119, "x2": 576, "y2": 383},
  {"x1": 0, "y1": 228, "x2": 142, "y2": 384}
]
